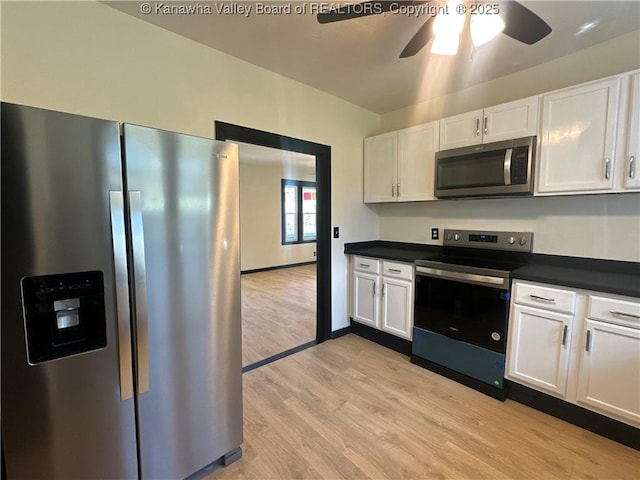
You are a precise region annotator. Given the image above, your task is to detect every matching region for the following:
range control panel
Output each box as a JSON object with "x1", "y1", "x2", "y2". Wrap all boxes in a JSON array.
[{"x1": 443, "y1": 230, "x2": 533, "y2": 252}]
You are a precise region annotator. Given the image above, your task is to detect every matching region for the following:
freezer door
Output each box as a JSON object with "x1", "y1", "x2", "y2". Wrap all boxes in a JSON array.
[
  {"x1": 123, "y1": 124, "x2": 243, "y2": 479},
  {"x1": 1, "y1": 103, "x2": 138, "y2": 479}
]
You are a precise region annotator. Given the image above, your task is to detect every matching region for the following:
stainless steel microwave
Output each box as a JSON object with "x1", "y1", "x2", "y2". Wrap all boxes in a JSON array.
[{"x1": 435, "y1": 136, "x2": 535, "y2": 199}]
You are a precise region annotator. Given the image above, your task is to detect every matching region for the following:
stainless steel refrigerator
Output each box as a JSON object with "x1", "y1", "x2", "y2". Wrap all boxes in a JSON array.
[{"x1": 1, "y1": 103, "x2": 243, "y2": 479}]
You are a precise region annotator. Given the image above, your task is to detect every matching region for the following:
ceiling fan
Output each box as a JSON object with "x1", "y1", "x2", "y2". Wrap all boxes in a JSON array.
[{"x1": 316, "y1": 1, "x2": 552, "y2": 58}]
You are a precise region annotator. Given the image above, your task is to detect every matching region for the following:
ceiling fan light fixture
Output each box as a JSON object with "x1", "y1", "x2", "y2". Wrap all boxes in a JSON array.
[
  {"x1": 432, "y1": 0, "x2": 466, "y2": 37},
  {"x1": 470, "y1": 11, "x2": 505, "y2": 46},
  {"x1": 430, "y1": 33, "x2": 460, "y2": 56}
]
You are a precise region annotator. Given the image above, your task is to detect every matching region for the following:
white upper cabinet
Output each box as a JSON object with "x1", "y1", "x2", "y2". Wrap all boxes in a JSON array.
[
  {"x1": 537, "y1": 77, "x2": 621, "y2": 195},
  {"x1": 619, "y1": 70, "x2": 640, "y2": 190},
  {"x1": 439, "y1": 97, "x2": 539, "y2": 150},
  {"x1": 364, "y1": 132, "x2": 396, "y2": 203},
  {"x1": 397, "y1": 121, "x2": 439, "y2": 202},
  {"x1": 439, "y1": 109, "x2": 483, "y2": 150},
  {"x1": 483, "y1": 97, "x2": 539, "y2": 143},
  {"x1": 364, "y1": 121, "x2": 439, "y2": 203}
]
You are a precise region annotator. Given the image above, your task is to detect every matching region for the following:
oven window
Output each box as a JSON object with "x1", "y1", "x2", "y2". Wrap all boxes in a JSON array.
[
  {"x1": 414, "y1": 274, "x2": 509, "y2": 353},
  {"x1": 437, "y1": 150, "x2": 506, "y2": 189}
]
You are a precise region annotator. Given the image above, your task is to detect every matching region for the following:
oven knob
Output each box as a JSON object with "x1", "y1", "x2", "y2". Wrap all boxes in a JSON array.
[
  {"x1": 519, "y1": 237, "x2": 527, "y2": 246},
  {"x1": 453, "y1": 234, "x2": 460, "y2": 241},
  {"x1": 508, "y1": 236, "x2": 516, "y2": 245}
]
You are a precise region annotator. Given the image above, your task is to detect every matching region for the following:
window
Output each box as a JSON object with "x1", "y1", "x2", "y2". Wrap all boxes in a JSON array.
[{"x1": 282, "y1": 179, "x2": 316, "y2": 244}]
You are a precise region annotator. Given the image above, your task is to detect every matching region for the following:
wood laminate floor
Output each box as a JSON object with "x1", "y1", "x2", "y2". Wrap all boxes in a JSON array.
[
  {"x1": 241, "y1": 264, "x2": 316, "y2": 367},
  {"x1": 208, "y1": 334, "x2": 639, "y2": 480}
]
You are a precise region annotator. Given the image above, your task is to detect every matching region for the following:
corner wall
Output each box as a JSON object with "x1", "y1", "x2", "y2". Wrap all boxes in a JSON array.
[{"x1": 0, "y1": 1, "x2": 381, "y2": 331}]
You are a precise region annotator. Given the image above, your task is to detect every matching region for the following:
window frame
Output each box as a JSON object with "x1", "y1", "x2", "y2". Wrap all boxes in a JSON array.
[{"x1": 281, "y1": 179, "x2": 317, "y2": 245}]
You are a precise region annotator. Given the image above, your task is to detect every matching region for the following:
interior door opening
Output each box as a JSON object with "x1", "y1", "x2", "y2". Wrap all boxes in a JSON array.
[{"x1": 215, "y1": 121, "x2": 331, "y2": 371}]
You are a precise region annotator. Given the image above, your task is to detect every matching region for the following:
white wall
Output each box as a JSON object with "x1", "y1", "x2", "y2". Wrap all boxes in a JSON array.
[
  {"x1": 0, "y1": 1, "x2": 381, "y2": 331},
  {"x1": 240, "y1": 161, "x2": 316, "y2": 271},
  {"x1": 378, "y1": 195, "x2": 640, "y2": 262}
]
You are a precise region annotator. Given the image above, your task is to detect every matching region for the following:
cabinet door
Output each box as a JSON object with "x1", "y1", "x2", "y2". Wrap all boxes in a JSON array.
[
  {"x1": 397, "y1": 121, "x2": 439, "y2": 202},
  {"x1": 622, "y1": 71, "x2": 640, "y2": 190},
  {"x1": 483, "y1": 96, "x2": 539, "y2": 144},
  {"x1": 506, "y1": 304, "x2": 573, "y2": 397},
  {"x1": 352, "y1": 271, "x2": 379, "y2": 328},
  {"x1": 439, "y1": 110, "x2": 483, "y2": 150},
  {"x1": 537, "y1": 77, "x2": 621, "y2": 194},
  {"x1": 576, "y1": 319, "x2": 640, "y2": 426},
  {"x1": 381, "y1": 277, "x2": 412, "y2": 339},
  {"x1": 364, "y1": 132, "x2": 397, "y2": 203}
]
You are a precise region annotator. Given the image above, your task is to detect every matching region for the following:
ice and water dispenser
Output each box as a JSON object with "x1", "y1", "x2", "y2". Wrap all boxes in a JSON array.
[{"x1": 21, "y1": 271, "x2": 107, "y2": 364}]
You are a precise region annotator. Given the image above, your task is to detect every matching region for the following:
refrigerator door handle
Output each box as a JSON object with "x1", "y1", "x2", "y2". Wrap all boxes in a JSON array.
[
  {"x1": 129, "y1": 191, "x2": 150, "y2": 394},
  {"x1": 109, "y1": 191, "x2": 134, "y2": 401}
]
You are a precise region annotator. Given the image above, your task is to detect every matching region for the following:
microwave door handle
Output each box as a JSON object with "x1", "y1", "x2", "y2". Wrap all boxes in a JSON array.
[{"x1": 504, "y1": 148, "x2": 513, "y2": 186}]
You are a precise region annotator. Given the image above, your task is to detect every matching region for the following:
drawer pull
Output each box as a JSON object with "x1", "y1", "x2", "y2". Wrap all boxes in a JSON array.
[
  {"x1": 358, "y1": 263, "x2": 371, "y2": 268},
  {"x1": 388, "y1": 268, "x2": 402, "y2": 273},
  {"x1": 530, "y1": 294, "x2": 555, "y2": 303},
  {"x1": 372, "y1": 281, "x2": 376, "y2": 295},
  {"x1": 610, "y1": 310, "x2": 640, "y2": 320},
  {"x1": 561, "y1": 325, "x2": 568, "y2": 346},
  {"x1": 382, "y1": 284, "x2": 385, "y2": 297},
  {"x1": 585, "y1": 330, "x2": 592, "y2": 352}
]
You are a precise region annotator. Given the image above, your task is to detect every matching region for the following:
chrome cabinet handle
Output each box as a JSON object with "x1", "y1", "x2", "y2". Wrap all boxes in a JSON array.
[
  {"x1": 397, "y1": 183, "x2": 401, "y2": 196},
  {"x1": 392, "y1": 184, "x2": 396, "y2": 197},
  {"x1": 372, "y1": 281, "x2": 376, "y2": 295},
  {"x1": 529, "y1": 294, "x2": 556, "y2": 303},
  {"x1": 585, "y1": 330, "x2": 592, "y2": 352},
  {"x1": 630, "y1": 156, "x2": 636, "y2": 179},
  {"x1": 484, "y1": 117, "x2": 488, "y2": 135},
  {"x1": 561, "y1": 325, "x2": 568, "y2": 346},
  {"x1": 388, "y1": 268, "x2": 402, "y2": 273},
  {"x1": 109, "y1": 191, "x2": 134, "y2": 401},
  {"x1": 382, "y1": 284, "x2": 385, "y2": 297},
  {"x1": 604, "y1": 157, "x2": 611, "y2": 180},
  {"x1": 358, "y1": 263, "x2": 371, "y2": 268},
  {"x1": 476, "y1": 118, "x2": 480, "y2": 136},
  {"x1": 610, "y1": 310, "x2": 640, "y2": 320},
  {"x1": 129, "y1": 191, "x2": 150, "y2": 395}
]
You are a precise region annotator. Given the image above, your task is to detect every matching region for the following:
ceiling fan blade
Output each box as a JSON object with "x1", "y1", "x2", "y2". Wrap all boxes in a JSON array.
[
  {"x1": 317, "y1": 1, "x2": 420, "y2": 24},
  {"x1": 399, "y1": 16, "x2": 435, "y2": 58},
  {"x1": 499, "y1": 1, "x2": 552, "y2": 45}
]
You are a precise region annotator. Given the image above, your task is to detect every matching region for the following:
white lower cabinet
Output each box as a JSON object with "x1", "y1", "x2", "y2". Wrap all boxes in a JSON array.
[
  {"x1": 350, "y1": 256, "x2": 413, "y2": 340},
  {"x1": 507, "y1": 304, "x2": 573, "y2": 397},
  {"x1": 507, "y1": 280, "x2": 640, "y2": 427}
]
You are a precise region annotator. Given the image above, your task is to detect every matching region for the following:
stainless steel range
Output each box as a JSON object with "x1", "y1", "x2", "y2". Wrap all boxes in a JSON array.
[{"x1": 412, "y1": 229, "x2": 533, "y2": 400}]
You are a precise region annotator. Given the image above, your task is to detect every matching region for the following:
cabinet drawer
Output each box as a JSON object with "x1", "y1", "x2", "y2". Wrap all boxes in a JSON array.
[
  {"x1": 514, "y1": 282, "x2": 576, "y2": 314},
  {"x1": 588, "y1": 295, "x2": 640, "y2": 329},
  {"x1": 382, "y1": 261, "x2": 413, "y2": 280},
  {"x1": 352, "y1": 256, "x2": 380, "y2": 274}
]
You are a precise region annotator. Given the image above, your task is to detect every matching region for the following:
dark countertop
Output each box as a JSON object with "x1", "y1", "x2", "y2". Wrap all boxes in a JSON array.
[{"x1": 344, "y1": 241, "x2": 640, "y2": 298}]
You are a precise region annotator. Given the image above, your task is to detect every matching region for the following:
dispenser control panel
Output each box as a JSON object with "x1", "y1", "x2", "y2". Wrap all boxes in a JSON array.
[{"x1": 21, "y1": 271, "x2": 107, "y2": 364}]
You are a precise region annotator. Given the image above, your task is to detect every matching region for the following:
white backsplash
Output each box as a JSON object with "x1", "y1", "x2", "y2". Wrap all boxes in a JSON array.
[{"x1": 377, "y1": 194, "x2": 640, "y2": 262}]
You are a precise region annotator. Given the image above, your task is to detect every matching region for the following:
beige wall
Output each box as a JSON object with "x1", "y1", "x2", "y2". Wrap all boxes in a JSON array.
[
  {"x1": 375, "y1": 30, "x2": 640, "y2": 263},
  {"x1": 381, "y1": 30, "x2": 640, "y2": 131},
  {"x1": 240, "y1": 161, "x2": 316, "y2": 271},
  {"x1": 0, "y1": 1, "x2": 381, "y2": 331}
]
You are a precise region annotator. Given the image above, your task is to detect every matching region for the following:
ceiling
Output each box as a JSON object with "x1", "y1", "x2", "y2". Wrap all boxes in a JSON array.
[{"x1": 106, "y1": 1, "x2": 639, "y2": 114}]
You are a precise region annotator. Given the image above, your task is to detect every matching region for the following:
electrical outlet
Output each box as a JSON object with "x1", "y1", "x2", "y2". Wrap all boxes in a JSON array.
[
  {"x1": 431, "y1": 228, "x2": 439, "y2": 240},
  {"x1": 333, "y1": 227, "x2": 340, "y2": 239}
]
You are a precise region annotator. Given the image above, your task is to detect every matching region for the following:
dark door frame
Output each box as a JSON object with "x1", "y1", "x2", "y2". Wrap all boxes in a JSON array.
[{"x1": 215, "y1": 121, "x2": 332, "y2": 343}]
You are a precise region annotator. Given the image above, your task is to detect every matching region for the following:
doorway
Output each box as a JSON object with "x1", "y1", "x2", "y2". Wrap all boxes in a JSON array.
[{"x1": 215, "y1": 122, "x2": 331, "y2": 371}]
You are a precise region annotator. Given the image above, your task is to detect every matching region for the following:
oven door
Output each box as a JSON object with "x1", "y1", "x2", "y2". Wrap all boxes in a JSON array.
[{"x1": 413, "y1": 266, "x2": 510, "y2": 353}]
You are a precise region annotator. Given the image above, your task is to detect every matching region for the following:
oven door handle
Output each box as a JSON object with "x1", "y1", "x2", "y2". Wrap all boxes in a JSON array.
[{"x1": 416, "y1": 266, "x2": 508, "y2": 289}]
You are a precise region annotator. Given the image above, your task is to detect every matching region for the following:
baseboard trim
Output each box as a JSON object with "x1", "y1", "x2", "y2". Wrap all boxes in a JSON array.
[
  {"x1": 241, "y1": 261, "x2": 316, "y2": 275},
  {"x1": 350, "y1": 320, "x2": 411, "y2": 356},
  {"x1": 242, "y1": 340, "x2": 317, "y2": 373},
  {"x1": 508, "y1": 381, "x2": 639, "y2": 450},
  {"x1": 331, "y1": 326, "x2": 351, "y2": 339}
]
